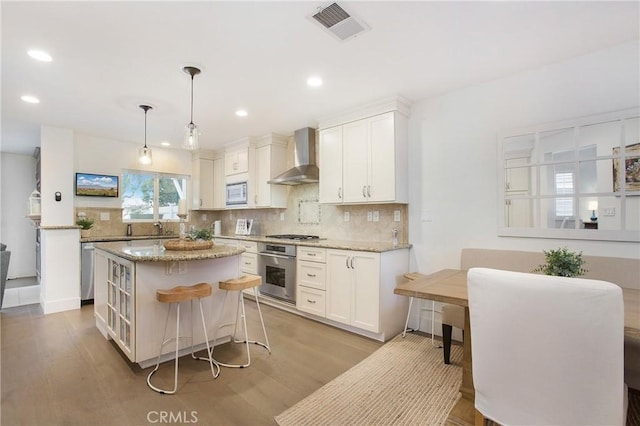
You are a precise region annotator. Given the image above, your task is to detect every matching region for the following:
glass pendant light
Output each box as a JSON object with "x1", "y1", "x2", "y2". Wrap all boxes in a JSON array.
[
  {"x1": 183, "y1": 66, "x2": 201, "y2": 151},
  {"x1": 138, "y1": 105, "x2": 153, "y2": 165}
]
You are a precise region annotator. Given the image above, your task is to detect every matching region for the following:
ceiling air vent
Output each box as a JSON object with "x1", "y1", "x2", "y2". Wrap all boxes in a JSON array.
[{"x1": 310, "y1": 3, "x2": 370, "y2": 41}]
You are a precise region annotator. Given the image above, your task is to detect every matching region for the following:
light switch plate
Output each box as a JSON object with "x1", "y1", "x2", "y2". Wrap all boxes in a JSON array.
[
  {"x1": 100, "y1": 212, "x2": 110, "y2": 221},
  {"x1": 394, "y1": 210, "x2": 401, "y2": 222},
  {"x1": 344, "y1": 211, "x2": 350, "y2": 222},
  {"x1": 604, "y1": 207, "x2": 615, "y2": 216},
  {"x1": 280, "y1": 212, "x2": 285, "y2": 221}
]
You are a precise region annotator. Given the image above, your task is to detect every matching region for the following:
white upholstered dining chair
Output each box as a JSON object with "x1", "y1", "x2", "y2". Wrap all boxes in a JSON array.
[{"x1": 467, "y1": 267, "x2": 627, "y2": 426}]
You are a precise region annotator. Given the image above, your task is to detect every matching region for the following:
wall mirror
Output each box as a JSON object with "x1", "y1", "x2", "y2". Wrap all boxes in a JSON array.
[{"x1": 498, "y1": 108, "x2": 639, "y2": 242}]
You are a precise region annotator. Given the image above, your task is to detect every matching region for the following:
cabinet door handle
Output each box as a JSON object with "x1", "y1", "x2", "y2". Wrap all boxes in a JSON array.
[
  {"x1": 199, "y1": 198, "x2": 203, "y2": 207},
  {"x1": 338, "y1": 187, "x2": 342, "y2": 199},
  {"x1": 307, "y1": 299, "x2": 316, "y2": 304},
  {"x1": 367, "y1": 185, "x2": 371, "y2": 197},
  {"x1": 345, "y1": 257, "x2": 350, "y2": 269},
  {"x1": 362, "y1": 186, "x2": 367, "y2": 198},
  {"x1": 307, "y1": 273, "x2": 316, "y2": 278},
  {"x1": 350, "y1": 257, "x2": 354, "y2": 269},
  {"x1": 255, "y1": 195, "x2": 258, "y2": 204}
]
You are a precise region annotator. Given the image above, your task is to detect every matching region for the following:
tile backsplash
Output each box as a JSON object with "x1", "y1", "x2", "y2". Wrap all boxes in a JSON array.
[{"x1": 77, "y1": 184, "x2": 408, "y2": 244}]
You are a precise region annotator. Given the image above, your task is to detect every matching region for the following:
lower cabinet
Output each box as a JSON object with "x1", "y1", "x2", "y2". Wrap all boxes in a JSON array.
[
  {"x1": 326, "y1": 249, "x2": 380, "y2": 332},
  {"x1": 95, "y1": 250, "x2": 135, "y2": 361},
  {"x1": 297, "y1": 247, "x2": 327, "y2": 317}
]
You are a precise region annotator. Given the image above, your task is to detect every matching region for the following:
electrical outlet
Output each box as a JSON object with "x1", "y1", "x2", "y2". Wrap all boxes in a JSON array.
[
  {"x1": 202, "y1": 214, "x2": 207, "y2": 221},
  {"x1": 178, "y1": 261, "x2": 187, "y2": 274},
  {"x1": 394, "y1": 210, "x2": 401, "y2": 222},
  {"x1": 604, "y1": 207, "x2": 615, "y2": 216},
  {"x1": 373, "y1": 211, "x2": 379, "y2": 222},
  {"x1": 280, "y1": 212, "x2": 285, "y2": 221},
  {"x1": 344, "y1": 211, "x2": 350, "y2": 222},
  {"x1": 100, "y1": 212, "x2": 110, "y2": 221},
  {"x1": 367, "y1": 211, "x2": 373, "y2": 221}
]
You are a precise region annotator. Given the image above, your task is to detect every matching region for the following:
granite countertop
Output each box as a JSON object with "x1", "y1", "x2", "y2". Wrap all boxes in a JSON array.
[
  {"x1": 94, "y1": 239, "x2": 245, "y2": 262},
  {"x1": 81, "y1": 235, "x2": 174, "y2": 243},
  {"x1": 214, "y1": 235, "x2": 411, "y2": 253}
]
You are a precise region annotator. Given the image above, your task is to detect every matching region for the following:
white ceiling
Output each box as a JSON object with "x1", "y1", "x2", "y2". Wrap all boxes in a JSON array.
[{"x1": 2, "y1": 1, "x2": 638, "y2": 155}]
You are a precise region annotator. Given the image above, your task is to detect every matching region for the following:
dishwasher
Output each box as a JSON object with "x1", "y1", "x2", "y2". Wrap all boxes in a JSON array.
[{"x1": 81, "y1": 242, "x2": 95, "y2": 304}]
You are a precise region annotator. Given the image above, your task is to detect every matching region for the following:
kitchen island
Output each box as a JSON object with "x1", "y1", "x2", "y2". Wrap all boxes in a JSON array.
[{"x1": 93, "y1": 239, "x2": 245, "y2": 367}]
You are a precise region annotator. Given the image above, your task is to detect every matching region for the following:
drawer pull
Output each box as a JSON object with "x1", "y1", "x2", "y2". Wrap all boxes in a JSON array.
[
  {"x1": 307, "y1": 299, "x2": 316, "y2": 304},
  {"x1": 244, "y1": 262, "x2": 251, "y2": 265},
  {"x1": 307, "y1": 253, "x2": 316, "y2": 257},
  {"x1": 307, "y1": 273, "x2": 316, "y2": 278}
]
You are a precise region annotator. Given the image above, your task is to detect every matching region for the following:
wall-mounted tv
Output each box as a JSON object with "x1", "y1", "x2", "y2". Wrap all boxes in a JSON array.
[{"x1": 75, "y1": 173, "x2": 119, "y2": 197}]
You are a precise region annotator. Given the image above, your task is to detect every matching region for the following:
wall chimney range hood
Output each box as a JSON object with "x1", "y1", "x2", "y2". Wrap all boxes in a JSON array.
[{"x1": 268, "y1": 127, "x2": 319, "y2": 185}]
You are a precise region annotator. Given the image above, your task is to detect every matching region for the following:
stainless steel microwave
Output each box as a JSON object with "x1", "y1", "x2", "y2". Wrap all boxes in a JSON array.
[{"x1": 226, "y1": 181, "x2": 248, "y2": 206}]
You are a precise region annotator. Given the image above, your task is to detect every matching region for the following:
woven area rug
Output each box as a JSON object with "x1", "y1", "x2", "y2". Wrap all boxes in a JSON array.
[{"x1": 275, "y1": 333, "x2": 463, "y2": 426}]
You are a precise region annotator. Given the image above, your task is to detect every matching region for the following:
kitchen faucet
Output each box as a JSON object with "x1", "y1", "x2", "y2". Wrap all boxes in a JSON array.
[{"x1": 154, "y1": 222, "x2": 163, "y2": 236}]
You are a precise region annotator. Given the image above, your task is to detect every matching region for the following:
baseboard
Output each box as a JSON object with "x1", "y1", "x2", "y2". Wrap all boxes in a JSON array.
[{"x1": 40, "y1": 296, "x2": 81, "y2": 314}]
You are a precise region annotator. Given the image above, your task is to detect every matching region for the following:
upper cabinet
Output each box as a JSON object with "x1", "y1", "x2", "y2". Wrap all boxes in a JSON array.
[
  {"x1": 222, "y1": 134, "x2": 288, "y2": 209},
  {"x1": 318, "y1": 97, "x2": 410, "y2": 204},
  {"x1": 318, "y1": 126, "x2": 344, "y2": 203},
  {"x1": 191, "y1": 150, "x2": 215, "y2": 210},
  {"x1": 225, "y1": 145, "x2": 249, "y2": 176},
  {"x1": 253, "y1": 134, "x2": 288, "y2": 208}
]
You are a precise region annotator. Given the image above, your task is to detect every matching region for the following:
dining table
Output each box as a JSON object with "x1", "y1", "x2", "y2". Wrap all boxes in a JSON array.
[{"x1": 394, "y1": 269, "x2": 640, "y2": 426}]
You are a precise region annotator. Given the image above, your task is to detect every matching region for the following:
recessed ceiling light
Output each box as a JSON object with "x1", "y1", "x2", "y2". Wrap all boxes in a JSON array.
[
  {"x1": 235, "y1": 109, "x2": 248, "y2": 117},
  {"x1": 27, "y1": 49, "x2": 52, "y2": 62},
  {"x1": 21, "y1": 95, "x2": 40, "y2": 104},
  {"x1": 160, "y1": 141, "x2": 171, "y2": 147},
  {"x1": 307, "y1": 76, "x2": 323, "y2": 87}
]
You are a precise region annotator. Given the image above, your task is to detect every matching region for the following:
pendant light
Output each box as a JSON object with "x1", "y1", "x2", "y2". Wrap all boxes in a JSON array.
[
  {"x1": 183, "y1": 66, "x2": 201, "y2": 150},
  {"x1": 138, "y1": 105, "x2": 153, "y2": 165}
]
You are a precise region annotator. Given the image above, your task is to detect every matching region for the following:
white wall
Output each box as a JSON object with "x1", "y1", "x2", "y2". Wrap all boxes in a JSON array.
[
  {"x1": 41, "y1": 126, "x2": 75, "y2": 226},
  {"x1": 73, "y1": 133, "x2": 192, "y2": 209},
  {"x1": 0, "y1": 153, "x2": 37, "y2": 278},
  {"x1": 408, "y1": 40, "x2": 640, "y2": 274}
]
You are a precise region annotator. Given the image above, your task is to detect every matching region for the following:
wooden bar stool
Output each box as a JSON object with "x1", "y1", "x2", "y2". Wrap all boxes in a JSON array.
[
  {"x1": 147, "y1": 283, "x2": 219, "y2": 394},
  {"x1": 208, "y1": 274, "x2": 270, "y2": 368}
]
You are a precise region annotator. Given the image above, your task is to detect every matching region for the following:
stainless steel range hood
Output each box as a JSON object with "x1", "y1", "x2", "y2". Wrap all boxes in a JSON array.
[{"x1": 268, "y1": 127, "x2": 319, "y2": 185}]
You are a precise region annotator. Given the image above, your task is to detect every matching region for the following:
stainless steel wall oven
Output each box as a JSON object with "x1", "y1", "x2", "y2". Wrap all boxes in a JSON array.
[{"x1": 258, "y1": 242, "x2": 296, "y2": 304}]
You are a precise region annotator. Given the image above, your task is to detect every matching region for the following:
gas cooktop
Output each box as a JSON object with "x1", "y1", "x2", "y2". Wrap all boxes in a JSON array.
[{"x1": 265, "y1": 234, "x2": 320, "y2": 241}]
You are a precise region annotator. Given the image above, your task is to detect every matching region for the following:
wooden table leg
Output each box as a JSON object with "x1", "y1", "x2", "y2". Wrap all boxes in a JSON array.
[{"x1": 446, "y1": 307, "x2": 475, "y2": 426}]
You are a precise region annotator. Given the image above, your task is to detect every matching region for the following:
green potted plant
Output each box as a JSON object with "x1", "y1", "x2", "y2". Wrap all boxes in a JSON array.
[
  {"x1": 76, "y1": 217, "x2": 94, "y2": 237},
  {"x1": 533, "y1": 247, "x2": 587, "y2": 277},
  {"x1": 188, "y1": 227, "x2": 213, "y2": 241}
]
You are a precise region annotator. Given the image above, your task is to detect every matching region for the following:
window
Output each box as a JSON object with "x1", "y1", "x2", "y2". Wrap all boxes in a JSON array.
[
  {"x1": 554, "y1": 171, "x2": 574, "y2": 217},
  {"x1": 121, "y1": 171, "x2": 188, "y2": 222}
]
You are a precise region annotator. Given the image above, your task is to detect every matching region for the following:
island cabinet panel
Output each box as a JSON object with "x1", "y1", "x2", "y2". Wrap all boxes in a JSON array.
[{"x1": 94, "y1": 248, "x2": 242, "y2": 367}]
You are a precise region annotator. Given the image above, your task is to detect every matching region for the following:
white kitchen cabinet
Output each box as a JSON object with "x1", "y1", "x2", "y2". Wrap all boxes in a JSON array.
[
  {"x1": 319, "y1": 126, "x2": 343, "y2": 203},
  {"x1": 319, "y1": 109, "x2": 408, "y2": 204},
  {"x1": 212, "y1": 156, "x2": 225, "y2": 209},
  {"x1": 326, "y1": 249, "x2": 379, "y2": 332},
  {"x1": 254, "y1": 135, "x2": 288, "y2": 208},
  {"x1": 297, "y1": 247, "x2": 327, "y2": 317},
  {"x1": 97, "y1": 252, "x2": 135, "y2": 361},
  {"x1": 225, "y1": 147, "x2": 249, "y2": 176},
  {"x1": 192, "y1": 157, "x2": 214, "y2": 210}
]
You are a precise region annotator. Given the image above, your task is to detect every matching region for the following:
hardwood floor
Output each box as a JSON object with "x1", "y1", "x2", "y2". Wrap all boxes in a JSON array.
[{"x1": 1, "y1": 301, "x2": 383, "y2": 425}]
